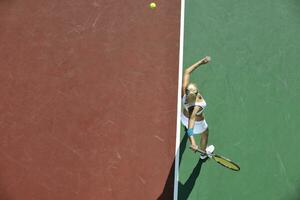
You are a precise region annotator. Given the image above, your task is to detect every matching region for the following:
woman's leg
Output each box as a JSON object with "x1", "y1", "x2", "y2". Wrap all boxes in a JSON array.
[{"x1": 199, "y1": 128, "x2": 209, "y2": 151}]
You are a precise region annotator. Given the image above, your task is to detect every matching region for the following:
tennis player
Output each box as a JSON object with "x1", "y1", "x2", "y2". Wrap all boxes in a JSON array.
[{"x1": 181, "y1": 56, "x2": 215, "y2": 159}]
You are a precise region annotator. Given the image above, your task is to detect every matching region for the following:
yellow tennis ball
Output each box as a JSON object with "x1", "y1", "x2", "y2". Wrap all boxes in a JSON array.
[{"x1": 149, "y1": 2, "x2": 156, "y2": 9}]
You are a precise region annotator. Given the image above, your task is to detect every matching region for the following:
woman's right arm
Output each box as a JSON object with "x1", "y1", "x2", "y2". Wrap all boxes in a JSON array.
[{"x1": 186, "y1": 106, "x2": 202, "y2": 149}]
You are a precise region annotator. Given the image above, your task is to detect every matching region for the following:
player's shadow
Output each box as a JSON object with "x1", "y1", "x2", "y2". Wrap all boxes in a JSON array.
[
  {"x1": 178, "y1": 158, "x2": 205, "y2": 200},
  {"x1": 157, "y1": 133, "x2": 207, "y2": 200}
]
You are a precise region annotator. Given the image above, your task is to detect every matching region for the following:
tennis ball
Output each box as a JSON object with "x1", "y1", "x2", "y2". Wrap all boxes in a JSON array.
[{"x1": 149, "y1": 2, "x2": 157, "y2": 9}]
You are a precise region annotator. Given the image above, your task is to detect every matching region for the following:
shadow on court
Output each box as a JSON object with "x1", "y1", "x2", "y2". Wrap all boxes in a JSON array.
[
  {"x1": 157, "y1": 134, "x2": 206, "y2": 200},
  {"x1": 178, "y1": 159, "x2": 205, "y2": 200}
]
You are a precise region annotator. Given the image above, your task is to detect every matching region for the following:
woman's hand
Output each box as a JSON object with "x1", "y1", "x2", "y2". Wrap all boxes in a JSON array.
[
  {"x1": 190, "y1": 144, "x2": 199, "y2": 152},
  {"x1": 199, "y1": 56, "x2": 211, "y2": 65}
]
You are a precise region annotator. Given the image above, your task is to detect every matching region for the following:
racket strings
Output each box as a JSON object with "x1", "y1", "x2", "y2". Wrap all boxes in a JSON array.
[{"x1": 213, "y1": 155, "x2": 240, "y2": 171}]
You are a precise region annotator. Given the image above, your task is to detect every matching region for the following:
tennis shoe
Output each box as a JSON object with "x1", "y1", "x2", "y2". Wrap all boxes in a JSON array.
[{"x1": 206, "y1": 145, "x2": 215, "y2": 158}]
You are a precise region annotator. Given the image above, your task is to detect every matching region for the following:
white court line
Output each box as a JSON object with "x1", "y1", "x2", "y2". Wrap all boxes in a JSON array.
[{"x1": 173, "y1": 0, "x2": 185, "y2": 199}]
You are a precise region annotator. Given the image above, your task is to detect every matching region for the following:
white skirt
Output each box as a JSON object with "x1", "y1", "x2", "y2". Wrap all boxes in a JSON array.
[{"x1": 181, "y1": 113, "x2": 208, "y2": 134}]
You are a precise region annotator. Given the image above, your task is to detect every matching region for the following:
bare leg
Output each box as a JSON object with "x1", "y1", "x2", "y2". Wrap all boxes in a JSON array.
[{"x1": 199, "y1": 129, "x2": 209, "y2": 152}]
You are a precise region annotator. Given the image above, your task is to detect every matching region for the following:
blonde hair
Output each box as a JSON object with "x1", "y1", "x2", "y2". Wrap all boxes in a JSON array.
[{"x1": 186, "y1": 83, "x2": 198, "y2": 103}]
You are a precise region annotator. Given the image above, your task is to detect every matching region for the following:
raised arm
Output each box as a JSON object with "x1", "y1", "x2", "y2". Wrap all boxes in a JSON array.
[{"x1": 182, "y1": 56, "x2": 211, "y2": 97}]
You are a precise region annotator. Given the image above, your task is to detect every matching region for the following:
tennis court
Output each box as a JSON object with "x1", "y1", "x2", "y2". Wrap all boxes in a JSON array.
[
  {"x1": 1, "y1": 0, "x2": 299, "y2": 199},
  {"x1": 0, "y1": 1, "x2": 180, "y2": 199},
  {"x1": 176, "y1": 0, "x2": 300, "y2": 199}
]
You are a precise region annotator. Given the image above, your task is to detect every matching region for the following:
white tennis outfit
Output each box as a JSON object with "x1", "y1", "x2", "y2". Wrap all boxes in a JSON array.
[{"x1": 181, "y1": 94, "x2": 208, "y2": 135}]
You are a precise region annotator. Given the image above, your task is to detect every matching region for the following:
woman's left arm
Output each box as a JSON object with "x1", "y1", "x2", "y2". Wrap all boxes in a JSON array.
[{"x1": 186, "y1": 106, "x2": 202, "y2": 135}]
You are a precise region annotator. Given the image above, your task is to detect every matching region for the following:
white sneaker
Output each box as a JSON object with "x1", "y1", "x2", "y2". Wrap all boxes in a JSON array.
[
  {"x1": 199, "y1": 145, "x2": 215, "y2": 160},
  {"x1": 206, "y1": 145, "x2": 215, "y2": 158}
]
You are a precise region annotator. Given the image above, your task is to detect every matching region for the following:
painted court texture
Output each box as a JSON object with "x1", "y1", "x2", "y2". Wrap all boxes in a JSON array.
[
  {"x1": 0, "y1": 0, "x2": 180, "y2": 199},
  {"x1": 178, "y1": 0, "x2": 300, "y2": 200},
  {"x1": 1, "y1": 0, "x2": 300, "y2": 200}
]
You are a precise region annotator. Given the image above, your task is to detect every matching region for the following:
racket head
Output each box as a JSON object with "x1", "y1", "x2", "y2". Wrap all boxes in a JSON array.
[{"x1": 212, "y1": 155, "x2": 240, "y2": 171}]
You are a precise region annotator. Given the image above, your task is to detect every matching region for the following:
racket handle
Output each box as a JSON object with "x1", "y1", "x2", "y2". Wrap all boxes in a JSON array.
[
  {"x1": 195, "y1": 148, "x2": 207, "y2": 155},
  {"x1": 189, "y1": 147, "x2": 207, "y2": 155}
]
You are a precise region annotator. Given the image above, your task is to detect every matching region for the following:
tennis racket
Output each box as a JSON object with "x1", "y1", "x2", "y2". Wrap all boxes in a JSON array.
[{"x1": 191, "y1": 147, "x2": 240, "y2": 171}]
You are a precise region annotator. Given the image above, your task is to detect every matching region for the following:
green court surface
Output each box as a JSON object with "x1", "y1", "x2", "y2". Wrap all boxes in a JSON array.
[{"x1": 178, "y1": 0, "x2": 300, "y2": 199}]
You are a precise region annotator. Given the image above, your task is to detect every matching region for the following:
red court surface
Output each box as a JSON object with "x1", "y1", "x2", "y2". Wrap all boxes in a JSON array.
[{"x1": 0, "y1": 0, "x2": 181, "y2": 199}]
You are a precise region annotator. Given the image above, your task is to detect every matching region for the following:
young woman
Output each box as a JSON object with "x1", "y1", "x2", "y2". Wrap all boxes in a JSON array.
[{"x1": 181, "y1": 56, "x2": 214, "y2": 159}]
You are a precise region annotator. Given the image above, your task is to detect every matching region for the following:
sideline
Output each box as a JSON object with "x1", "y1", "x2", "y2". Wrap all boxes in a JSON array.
[{"x1": 173, "y1": 0, "x2": 186, "y2": 199}]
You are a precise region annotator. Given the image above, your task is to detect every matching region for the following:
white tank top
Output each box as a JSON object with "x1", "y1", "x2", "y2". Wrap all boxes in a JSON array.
[{"x1": 182, "y1": 94, "x2": 207, "y2": 115}]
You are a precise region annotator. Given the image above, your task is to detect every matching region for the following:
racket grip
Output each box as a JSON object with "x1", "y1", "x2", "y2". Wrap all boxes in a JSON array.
[{"x1": 189, "y1": 147, "x2": 207, "y2": 155}]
